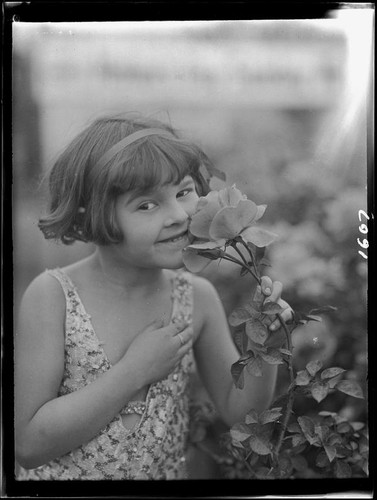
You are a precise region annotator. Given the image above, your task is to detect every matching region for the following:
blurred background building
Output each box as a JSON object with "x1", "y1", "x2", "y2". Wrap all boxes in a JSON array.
[{"x1": 12, "y1": 13, "x2": 372, "y2": 478}]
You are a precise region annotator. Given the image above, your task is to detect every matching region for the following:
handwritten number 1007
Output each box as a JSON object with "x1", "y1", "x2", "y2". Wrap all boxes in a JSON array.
[{"x1": 358, "y1": 210, "x2": 369, "y2": 260}]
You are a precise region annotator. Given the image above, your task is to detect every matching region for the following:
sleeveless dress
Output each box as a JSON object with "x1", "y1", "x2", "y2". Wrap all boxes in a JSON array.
[{"x1": 17, "y1": 268, "x2": 195, "y2": 480}]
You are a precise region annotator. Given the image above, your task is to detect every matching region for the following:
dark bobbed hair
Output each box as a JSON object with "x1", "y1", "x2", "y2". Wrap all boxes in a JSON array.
[{"x1": 38, "y1": 113, "x2": 214, "y2": 245}]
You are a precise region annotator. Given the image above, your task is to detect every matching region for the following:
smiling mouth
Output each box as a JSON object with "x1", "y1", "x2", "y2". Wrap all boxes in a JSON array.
[{"x1": 158, "y1": 231, "x2": 188, "y2": 244}]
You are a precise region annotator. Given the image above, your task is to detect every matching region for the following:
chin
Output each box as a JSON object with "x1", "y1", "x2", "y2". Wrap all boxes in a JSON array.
[{"x1": 161, "y1": 256, "x2": 185, "y2": 270}]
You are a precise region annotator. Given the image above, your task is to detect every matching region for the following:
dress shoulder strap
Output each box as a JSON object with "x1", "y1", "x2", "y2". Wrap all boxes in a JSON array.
[
  {"x1": 171, "y1": 270, "x2": 193, "y2": 326},
  {"x1": 47, "y1": 268, "x2": 76, "y2": 295},
  {"x1": 46, "y1": 268, "x2": 86, "y2": 315}
]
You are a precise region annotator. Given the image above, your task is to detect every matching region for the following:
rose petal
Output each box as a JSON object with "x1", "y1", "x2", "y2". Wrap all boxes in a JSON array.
[
  {"x1": 187, "y1": 240, "x2": 226, "y2": 250},
  {"x1": 255, "y1": 204, "x2": 267, "y2": 222},
  {"x1": 189, "y1": 192, "x2": 221, "y2": 239},
  {"x1": 182, "y1": 247, "x2": 212, "y2": 272},
  {"x1": 218, "y1": 185, "x2": 246, "y2": 207},
  {"x1": 240, "y1": 226, "x2": 278, "y2": 247},
  {"x1": 209, "y1": 200, "x2": 259, "y2": 240}
]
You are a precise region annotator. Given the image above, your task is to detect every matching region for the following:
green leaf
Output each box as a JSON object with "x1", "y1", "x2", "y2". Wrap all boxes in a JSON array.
[
  {"x1": 318, "y1": 411, "x2": 337, "y2": 418},
  {"x1": 362, "y1": 459, "x2": 369, "y2": 476},
  {"x1": 233, "y1": 328, "x2": 248, "y2": 354},
  {"x1": 336, "y1": 422, "x2": 353, "y2": 434},
  {"x1": 304, "y1": 315, "x2": 322, "y2": 322},
  {"x1": 335, "y1": 445, "x2": 353, "y2": 458},
  {"x1": 261, "y1": 301, "x2": 285, "y2": 315},
  {"x1": 241, "y1": 226, "x2": 278, "y2": 248},
  {"x1": 246, "y1": 355, "x2": 263, "y2": 377},
  {"x1": 278, "y1": 456, "x2": 293, "y2": 477},
  {"x1": 327, "y1": 432, "x2": 343, "y2": 447},
  {"x1": 328, "y1": 376, "x2": 342, "y2": 389},
  {"x1": 249, "y1": 434, "x2": 271, "y2": 456},
  {"x1": 287, "y1": 422, "x2": 302, "y2": 434},
  {"x1": 230, "y1": 423, "x2": 252, "y2": 443},
  {"x1": 245, "y1": 410, "x2": 259, "y2": 424},
  {"x1": 264, "y1": 326, "x2": 286, "y2": 349},
  {"x1": 335, "y1": 380, "x2": 364, "y2": 399},
  {"x1": 321, "y1": 367, "x2": 346, "y2": 380},
  {"x1": 311, "y1": 381, "x2": 330, "y2": 403},
  {"x1": 316, "y1": 451, "x2": 330, "y2": 468},
  {"x1": 359, "y1": 434, "x2": 369, "y2": 455},
  {"x1": 306, "y1": 360, "x2": 323, "y2": 376},
  {"x1": 295, "y1": 370, "x2": 312, "y2": 386},
  {"x1": 350, "y1": 422, "x2": 365, "y2": 432},
  {"x1": 298, "y1": 416, "x2": 318, "y2": 445},
  {"x1": 324, "y1": 445, "x2": 337, "y2": 463},
  {"x1": 279, "y1": 348, "x2": 292, "y2": 356},
  {"x1": 229, "y1": 307, "x2": 256, "y2": 326},
  {"x1": 291, "y1": 434, "x2": 307, "y2": 447},
  {"x1": 314, "y1": 424, "x2": 330, "y2": 443},
  {"x1": 247, "y1": 340, "x2": 267, "y2": 355},
  {"x1": 245, "y1": 318, "x2": 268, "y2": 344},
  {"x1": 231, "y1": 361, "x2": 245, "y2": 389},
  {"x1": 309, "y1": 305, "x2": 337, "y2": 315},
  {"x1": 333, "y1": 460, "x2": 352, "y2": 478},
  {"x1": 255, "y1": 467, "x2": 272, "y2": 479},
  {"x1": 259, "y1": 348, "x2": 284, "y2": 365},
  {"x1": 259, "y1": 407, "x2": 282, "y2": 425}
]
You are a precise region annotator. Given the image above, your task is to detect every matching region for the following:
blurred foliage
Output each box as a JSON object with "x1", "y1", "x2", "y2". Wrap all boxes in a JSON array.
[{"x1": 190, "y1": 110, "x2": 368, "y2": 476}]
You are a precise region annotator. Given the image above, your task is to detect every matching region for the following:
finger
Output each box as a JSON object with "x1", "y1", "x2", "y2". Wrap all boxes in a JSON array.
[
  {"x1": 269, "y1": 305, "x2": 292, "y2": 331},
  {"x1": 175, "y1": 325, "x2": 193, "y2": 346},
  {"x1": 266, "y1": 281, "x2": 283, "y2": 304},
  {"x1": 172, "y1": 320, "x2": 190, "y2": 335},
  {"x1": 177, "y1": 338, "x2": 194, "y2": 357},
  {"x1": 260, "y1": 276, "x2": 273, "y2": 297},
  {"x1": 142, "y1": 319, "x2": 164, "y2": 333}
]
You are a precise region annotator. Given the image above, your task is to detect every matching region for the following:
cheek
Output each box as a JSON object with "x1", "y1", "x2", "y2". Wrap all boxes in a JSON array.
[{"x1": 187, "y1": 193, "x2": 200, "y2": 216}]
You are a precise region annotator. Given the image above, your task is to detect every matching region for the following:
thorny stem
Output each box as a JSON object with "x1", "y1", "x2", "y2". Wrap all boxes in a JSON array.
[
  {"x1": 273, "y1": 314, "x2": 295, "y2": 459},
  {"x1": 218, "y1": 252, "x2": 261, "y2": 284},
  {"x1": 231, "y1": 242, "x2": 250, "y2": 268},
  {"x1": 230, "y1": 239, "x2": 296, "y2": 463}
]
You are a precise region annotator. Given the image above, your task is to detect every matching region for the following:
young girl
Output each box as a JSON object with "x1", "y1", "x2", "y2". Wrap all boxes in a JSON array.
[{"x1": 15, "y1": 113, "x2": 292, "y2": 480}]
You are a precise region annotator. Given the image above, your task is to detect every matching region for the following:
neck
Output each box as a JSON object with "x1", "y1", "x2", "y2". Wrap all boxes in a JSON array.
[{"x1": 89, "y1": 247, "x2": 166, "y2": 297}]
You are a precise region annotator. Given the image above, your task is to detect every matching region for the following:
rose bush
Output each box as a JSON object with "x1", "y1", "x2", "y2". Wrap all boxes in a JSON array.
[{"x1": 184, "y1": 184, "x2": 368, "y2": 480}]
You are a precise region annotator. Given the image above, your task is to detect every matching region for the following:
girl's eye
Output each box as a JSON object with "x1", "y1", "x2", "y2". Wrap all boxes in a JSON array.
[
  {"x1": 137, "y1": 201, "x2": 157, "y2": 211},
  {"x1": 177, "y1": 188, "x2": 194, "y2": 199}
]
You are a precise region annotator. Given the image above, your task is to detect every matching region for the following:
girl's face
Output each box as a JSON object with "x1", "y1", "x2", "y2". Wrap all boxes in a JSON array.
[{"x1": 112, "y1": 175, "x2": 199, "y2": 270}]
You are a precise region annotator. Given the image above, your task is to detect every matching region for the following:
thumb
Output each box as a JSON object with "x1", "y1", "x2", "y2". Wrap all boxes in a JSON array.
[{"x1": 143, "y1": 319, "x2": 164, "y2": 332}]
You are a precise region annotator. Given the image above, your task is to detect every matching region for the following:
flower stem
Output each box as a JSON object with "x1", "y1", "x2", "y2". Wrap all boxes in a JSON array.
[
  {"x1": 237, "y1": 238, "x2": 260, "y2": 284},
  {"x1": 231, "y1": 243, "x2": 261, "y2": 284},
  {"x1": 219, "y1": 252, "x2": 261, "y2": 284},
  {"x1": 273, "y1": 313, "x2": 295, "y2": 458}
]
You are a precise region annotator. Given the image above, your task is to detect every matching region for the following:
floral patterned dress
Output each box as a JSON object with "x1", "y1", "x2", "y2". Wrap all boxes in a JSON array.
[{"x1": 17, "y1": 268, "x2": 194, "y2": 480}]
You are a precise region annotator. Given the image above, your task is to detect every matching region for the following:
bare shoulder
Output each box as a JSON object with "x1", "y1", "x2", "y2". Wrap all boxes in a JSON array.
[
  {"x1": 19, "y1": 270, "x2": 66, "y2": 328},
  {"x1": 191, "y1": 274, "x2": 220, "y2": 303},
  {"x1": 190, "y1": 274, "x2": 223, "y2": 333}
]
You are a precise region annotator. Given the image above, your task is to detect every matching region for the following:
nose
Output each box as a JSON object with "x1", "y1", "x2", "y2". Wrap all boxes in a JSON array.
[{"x1": 164, "y1": 200, "x2": 189, "y2": 227}]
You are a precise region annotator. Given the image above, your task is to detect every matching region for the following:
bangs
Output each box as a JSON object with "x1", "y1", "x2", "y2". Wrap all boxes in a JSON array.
[{"x1": 108, "y1": 135, "x2": 201, "y2": 197}]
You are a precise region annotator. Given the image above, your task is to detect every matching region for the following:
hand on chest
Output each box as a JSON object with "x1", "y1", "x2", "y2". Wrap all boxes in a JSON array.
[{"x1": 80, "y1": 287, "x2": 174, "y2": 366}]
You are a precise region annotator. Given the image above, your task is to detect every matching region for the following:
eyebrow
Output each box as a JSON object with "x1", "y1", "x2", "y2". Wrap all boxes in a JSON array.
[{"x1": 124, "y1": 176, "x2": 194, "y2": 206}]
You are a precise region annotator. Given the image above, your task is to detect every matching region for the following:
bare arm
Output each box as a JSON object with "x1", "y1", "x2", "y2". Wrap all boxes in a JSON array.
[
  {"x1": 15, "y1": 272, "x2": 193, "y2": 469},
  {"x1": 192, "y1": 276, "x2": 278, "y2": 427}
]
